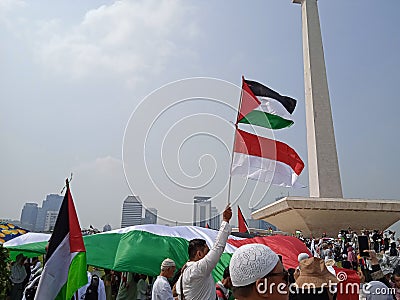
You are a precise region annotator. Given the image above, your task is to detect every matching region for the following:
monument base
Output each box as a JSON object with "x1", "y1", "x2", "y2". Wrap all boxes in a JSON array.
[{"x1": 251, "y1": 197, "x2": 400, "y2": 237}]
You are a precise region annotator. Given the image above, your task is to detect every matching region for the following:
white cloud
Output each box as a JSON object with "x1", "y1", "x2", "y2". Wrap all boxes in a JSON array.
[
  {"x1": 34, "y1": 0, "x2": 198, "y2": 80},
  {"x1": 0, "y1": 0, "x2": 26, "y2": 12}
]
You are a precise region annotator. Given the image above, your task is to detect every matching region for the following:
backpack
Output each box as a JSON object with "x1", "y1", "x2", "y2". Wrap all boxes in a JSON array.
[{"x1": 85, "y1": 274, "x2": 99, "y2": 300}]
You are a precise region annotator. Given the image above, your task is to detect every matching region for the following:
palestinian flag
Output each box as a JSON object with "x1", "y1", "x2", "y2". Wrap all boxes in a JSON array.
[
  {"x1": 74, "y1": 225, "x2": 312, "y2": 279},
  {"x1": 237, "y1": 206, "x2": 250, "y2": 234},
  {"x1": 232, "y1": 129, "x2": 304, "y2": 187},
  {"x1": 237, "y1": 77, "x2": 297, "y2": 130},
  {"x1": 34, "y1": 181, "x2": 87, "y2": 300},
  {"x1": 5, "y1": 224, "x2": 312, "y2": 281}
]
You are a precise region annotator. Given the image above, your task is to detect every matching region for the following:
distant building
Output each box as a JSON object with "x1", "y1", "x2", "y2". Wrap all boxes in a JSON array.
[
  {"x1": 193, "y1": 196, "x2": 211, "y2": 227},
  {"x1": 44, "y1": 211, "x2": 59, "y2": 232},
  {"x1": 248, "y1": 207, "x2": 277, "y2": 231},
  {"x1": 209, "y1": 206, "x2": 220, "y2": 229},
  {"x1": 121, "y1": 196, "x2": 142, "y2": 228},
  {"x1": 246, "y1": 218, "x2": 277, "y2": 231},
  {"x1": 20, "y1": 203, "x2": 38, "y2": 231},
  {"x1": 142, "y1": 208, "x2": 157, "y2": 224},
  {"x1": 35, "y1": 194, "x2": 63, "y2": 232},
  {"x1": 103, "y1": 224, "x2": 112, "y2": 232}
]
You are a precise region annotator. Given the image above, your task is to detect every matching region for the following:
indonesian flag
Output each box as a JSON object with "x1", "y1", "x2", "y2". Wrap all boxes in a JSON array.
[
  {"x1": 238, "y1": 206, "x2": 250, "y2": 234},
  {"x1": 237, "y1": 77, "x2": 297, "y2": 130},
  {"x1": 34, "y1": 181, "x2": 87, "y2": 300},
  {"x1": 232, "y1": 129, "x2": 304, "y2": 187}
]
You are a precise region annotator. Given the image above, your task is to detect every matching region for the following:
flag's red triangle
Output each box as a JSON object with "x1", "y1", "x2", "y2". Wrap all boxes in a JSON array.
[
  {"x1": 238, "y1": 206, "x2": 250, "y2": 234},
  {"x1": 237, "y1": 76, "x2": 261, "y2": 122}
]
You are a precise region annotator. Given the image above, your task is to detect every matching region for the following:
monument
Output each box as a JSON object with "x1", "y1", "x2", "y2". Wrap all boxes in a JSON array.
[{"x1": 251, "y1": 0, "x2": 400, "y2": 236}]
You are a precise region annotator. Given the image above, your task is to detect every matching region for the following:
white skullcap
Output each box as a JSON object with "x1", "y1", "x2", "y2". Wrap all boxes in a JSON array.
[
  {"x1": 298, "y1": 252, "x2": 310, "y2": 263},
  {"x1": 229, "y1": 244, "x2": 279, "y2": 287},
  {"x1": 161, "y1": 258, "x2": 175, "y2": 269}
]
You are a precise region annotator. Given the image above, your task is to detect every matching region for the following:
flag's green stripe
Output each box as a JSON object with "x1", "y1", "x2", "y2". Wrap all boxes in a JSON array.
[
  {"x1": 212, "y1": 252, "x2": 232, "y2": 281},
  {"x1": 68, "y1": 252, "x2": 88, "y2": 299},
  {"x1": 84, "y1": 231, "x2": 190, "y2": 276},
  {"x1": 6, "y1": 241, "x2": 48, "y2": 260},
  {"x1": 6, "y1": 233, "x2": 233, "y2": 283},
  {"x1": 55, "y1": 252, "x2": 88, "y2": 300},
  {"x1": 239, "y1": 110, "x2": 293, "y2": 129}
]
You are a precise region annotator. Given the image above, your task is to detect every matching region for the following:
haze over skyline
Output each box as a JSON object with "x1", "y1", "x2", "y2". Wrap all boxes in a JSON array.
[{"x1": 1, "y1": 1, "x2": 399, "y2": 230}]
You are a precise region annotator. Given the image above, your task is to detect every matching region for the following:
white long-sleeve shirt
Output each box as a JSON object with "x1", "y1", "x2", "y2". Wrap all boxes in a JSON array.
[
  {"x1": 151, "y1": 276, "x2": 174, "y2": 300},
  {"x1": 176, "y1": 221, "x2": 231, "y2": 300}
]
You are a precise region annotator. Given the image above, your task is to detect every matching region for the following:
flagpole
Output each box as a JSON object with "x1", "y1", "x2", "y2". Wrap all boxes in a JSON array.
[{"x1": 227, "y1": 76, "x2": 246, "y2": 205}]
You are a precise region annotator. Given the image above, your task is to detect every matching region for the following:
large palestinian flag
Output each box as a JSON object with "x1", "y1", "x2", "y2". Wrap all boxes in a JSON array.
[
  {"x1": 232, "y1": 129, "x2": 304, "y2": 187},
  {"x1": 237, "y1": 77, "x2": 297, "y2": 130},
  {"x1": 34, "y1": 182, "x2": 87, "y2": 300},
  {"x1": 6, "y1": 224, "x2": 310, "y2": 281}
]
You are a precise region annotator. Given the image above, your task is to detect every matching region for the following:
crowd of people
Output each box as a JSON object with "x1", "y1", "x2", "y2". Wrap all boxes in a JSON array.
[{"x1": 6, "y1": 207, "x2": 400, "y2": 300}]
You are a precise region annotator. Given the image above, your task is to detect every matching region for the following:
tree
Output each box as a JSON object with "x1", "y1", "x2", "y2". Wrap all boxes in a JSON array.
[{"x1": 0, "y1": 244, "x2": 10, "y2": 297}]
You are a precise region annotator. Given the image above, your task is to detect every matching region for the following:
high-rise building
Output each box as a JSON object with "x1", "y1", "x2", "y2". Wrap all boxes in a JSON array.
[
  {"x1": 193, "y1": 196, "x2": 211, "y2": 227},
  {"x1": 20, "y1": 203, "x2": 38, "y2": 231},
  {"x1": 35, "y1": 194, "x2": 63, "y2": 232},
  {"x1": 44, "y1": 211, "x2": 59, "y2": 232},
  {"x1": 142, "y1": 208, "x2": 157, "y2": 225},
  {"x1": 209, "y1": 206, "x2": 220, "y2": 229},
  {"x1": 121, "y1": 196, "x2": 142, "y2": 228}
]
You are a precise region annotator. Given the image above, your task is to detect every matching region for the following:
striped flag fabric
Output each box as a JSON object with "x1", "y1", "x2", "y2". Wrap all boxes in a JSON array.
[
  {"x1": 34, "y1": 181, "x2": 87, "y2": 300},
  {"x1": 232, "y1": 129, "x2": 304, "y2": 187},
  {"x1": 237, "y1": 206, "x2": 250, "y2": 234},
  {"x1": 5, "y1": 224, "x2": 312, "y2": 279},
  {"x1": 237, "y1": 77, "x2": 297, "y2": 130}
]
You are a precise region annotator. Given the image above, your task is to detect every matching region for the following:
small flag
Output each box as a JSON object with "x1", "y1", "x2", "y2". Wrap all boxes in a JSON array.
[
  {"x1": 238, "y1": 206, "x2": 250, "y2": 234},
  {"x1": 232, "y1": 129, "x2": 304, "y2": 187},
  {"x1": 237, "y1": 77, "x2": 297, "y2": 130},
  {"x1": 35, "y1": 181, "x2": 87, "y2": 300}
]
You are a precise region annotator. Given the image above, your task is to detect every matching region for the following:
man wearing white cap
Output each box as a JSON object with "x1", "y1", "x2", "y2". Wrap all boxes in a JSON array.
[
  {"x1": 229, "y1": 244, "x2": 288, "y2": 300},
  {"x1": 176, "y1": 205, "x2": 232, "y2": 300},
  {"x1": 152, "y1": 258, "x2": 177, "y2": 300}
]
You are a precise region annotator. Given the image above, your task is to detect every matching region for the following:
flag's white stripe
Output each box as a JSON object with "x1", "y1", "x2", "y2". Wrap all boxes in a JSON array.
[
  {"x1": 254, "y1": 96, "x2": 294, "y2": 121},
  {"x1": 3, "y1": 232, "x2": 50, "y2": 247},
  {"x1": 35, "y1": 233, "x2": 78, "y2": 299},
  {"x1": 96, "y1": 224, "x2": 242, "y2": 253},
  {"x1": 232, "y1": 152, "x2": 303, "y2": 188}
]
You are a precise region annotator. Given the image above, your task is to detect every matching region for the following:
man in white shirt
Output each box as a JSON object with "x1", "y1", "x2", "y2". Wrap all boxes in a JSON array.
[
  {"x1": 152, "y1": 258, "x2": 176, "y2": 300},
  {"x1": 176, "y1": 205, "x2": 232, "y2": 300},
  {"x1": 10, "y1": 253, "x2": 27, "y2": 300},
  {"x1": 136, "y1": 274, "x2": 148, "y2": 300}
]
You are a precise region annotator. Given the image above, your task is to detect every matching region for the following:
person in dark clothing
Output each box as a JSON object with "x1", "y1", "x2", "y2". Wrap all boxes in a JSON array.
[
  {"x1": 22, "y1": 260, "x2": 31, "y2": 289},
  {"x1": 390, "y1": 243, "x2": 399, "y2": 257}
]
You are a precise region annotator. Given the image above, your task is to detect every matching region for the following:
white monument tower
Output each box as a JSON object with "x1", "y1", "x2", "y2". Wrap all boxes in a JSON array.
[
  {"x1": 252, "y1": 0, "x2": 400, "y2": 236},
  {"x1": 295, "y1": 0, "x2": 342, "y2": 198}
]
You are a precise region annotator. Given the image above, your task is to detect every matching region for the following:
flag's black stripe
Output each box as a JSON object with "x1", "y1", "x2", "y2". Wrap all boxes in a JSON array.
[
  {"x1": 46, "y1": 189, "x2": 69, "y2": 261},
  {"x1": 244, "y1": 79, "x2": 297, "y2": 114}
]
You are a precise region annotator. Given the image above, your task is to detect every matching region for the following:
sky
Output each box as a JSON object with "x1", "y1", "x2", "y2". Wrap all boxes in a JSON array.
[{"x1": 1, "y1": 0, "x2": 399, "y2": 231}]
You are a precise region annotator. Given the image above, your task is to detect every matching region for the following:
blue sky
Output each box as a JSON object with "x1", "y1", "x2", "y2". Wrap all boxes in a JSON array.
[{"x1": 1, "y1": 0, "x2": 399, "y2": 230}]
